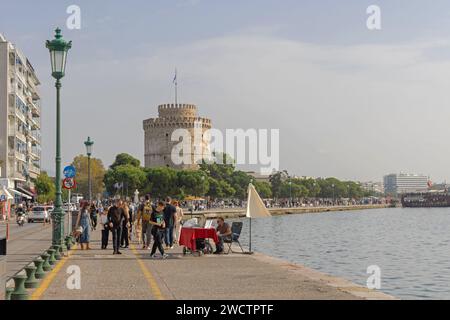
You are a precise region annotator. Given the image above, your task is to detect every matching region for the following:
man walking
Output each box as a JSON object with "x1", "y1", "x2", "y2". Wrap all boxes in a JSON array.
[
  {"x1": 163, "y1": 197, "x2": 177, "y2": 249},
  {"x1": 137, "y1": 195, "x2": 154, "y2": 249},
  {"x1": 107, "y1": 199, "x2": 128, "y2": 255}
]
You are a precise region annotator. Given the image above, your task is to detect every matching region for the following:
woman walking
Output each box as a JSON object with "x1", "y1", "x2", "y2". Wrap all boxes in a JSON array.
[
  {"x1": 90, "y1": 203, "x2": 98, "y2": 230},
  {"x1": 100, "y1": 204, "x2": 110, "y2": 249},
  {"x1": 75, "y1": 201, "x2": 92, "y2": 250},
  {"x1": 172, "y1": 200, "x2": 184, "y2": 244}
]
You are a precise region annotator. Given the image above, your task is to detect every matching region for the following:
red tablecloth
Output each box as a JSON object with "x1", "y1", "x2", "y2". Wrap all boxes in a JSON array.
[{"x1": 179, "y1": 227, "x2": 219, "y2": 251}]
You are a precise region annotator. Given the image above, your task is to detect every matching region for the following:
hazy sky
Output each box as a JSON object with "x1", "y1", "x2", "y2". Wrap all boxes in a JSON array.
[{"x1": 2, "y1": 0, "x2": 450, "y2": 182}]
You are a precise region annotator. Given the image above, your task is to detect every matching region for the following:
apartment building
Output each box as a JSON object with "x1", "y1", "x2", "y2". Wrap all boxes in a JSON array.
[
  {"x1": 0, "y1": 33, "x2": 41, "y2": 202},
  {"x1": 383, "y1": 173, "x2": 429, "y2": 196}
]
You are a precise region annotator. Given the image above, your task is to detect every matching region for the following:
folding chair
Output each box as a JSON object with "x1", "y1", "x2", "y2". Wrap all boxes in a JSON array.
[{"x1": 224, "y1": 222, "x2": 245, "y2": 254}]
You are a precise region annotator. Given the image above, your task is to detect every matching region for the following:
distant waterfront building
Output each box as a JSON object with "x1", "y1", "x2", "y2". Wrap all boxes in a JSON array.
[
  {"x1": 383, "y1": 173, "x2": 429, "y2": 196},
  {"x1": 143, "y1": 103, "x2": 212, "y2": 170},
  {"x1": 360, "y1": 181, "x2": 384, "y2": 194},
  {"x1": 0, "y1": 34, "x2": 41, "y2": 202}
]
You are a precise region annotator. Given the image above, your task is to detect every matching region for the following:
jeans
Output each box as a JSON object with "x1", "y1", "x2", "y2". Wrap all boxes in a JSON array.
[
  {"x1": 111, "y1": 226, "x2": 122, "y2": 253},
  {"x1": 101, "y1": 229, "x2": 109, "y2": 249},
  {"x1": 121, "y1": 225, "x2": 129, "y2": 247},
  {"x1": 217, "y1": 234, "x2": 232, "y2": 252},
  {"x1": 151, "y1": 229, "x2": 165, "y2": 256},
  {"x1": 165, "y1": 225, "x2": 174, "y2": 247},
  {"x1": 142, "y1": 222, "x2": 152, "y2": 247}
]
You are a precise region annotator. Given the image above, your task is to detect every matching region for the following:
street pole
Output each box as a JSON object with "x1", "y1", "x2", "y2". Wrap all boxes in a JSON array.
[
  {"x1": 88, "y1": 154, "x2": 91, "y2": 203},
  {"x1": 46, "y1": 28, "x2": 71, "y2": 247},
  {"x1": 52, "y1": 79, "x2": 64, "y2": 246}
]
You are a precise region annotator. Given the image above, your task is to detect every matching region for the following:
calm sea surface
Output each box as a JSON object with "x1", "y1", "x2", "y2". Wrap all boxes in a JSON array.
[{"x1": 236, "y1": 208, "x2": 450, "y2": 299}]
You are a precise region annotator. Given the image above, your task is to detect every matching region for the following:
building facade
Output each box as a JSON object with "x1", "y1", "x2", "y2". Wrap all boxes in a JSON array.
[
  {"x1": 0, "y1": 34, "x2": 41, "y2": 201},
  {"x1": 383, "y1": 173, "x2": 429, "y2": 196},
  {"x1": 143, "y1": 103, "x2": 211, "y2": 170}
]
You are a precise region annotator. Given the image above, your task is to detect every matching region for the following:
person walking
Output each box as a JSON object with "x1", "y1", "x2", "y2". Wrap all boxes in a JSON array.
[
  {"x1": 120, "y1": 202, "x2": 131, "y2": 248},
  {"x1": 172, "y1": 200, "x2": 184, "y2": 244},
  {"x1": 163, "y1": 197, "x2": 177, "y2": 249},
  {"x1": 90, "y1": 203, "x2": 98, "y2": 231},
  {"x1": 107, "y1": 199, "x2": 127, "y2": 255},
  {"x1": 150, "y1": 201, "x2": 168, "y2": 259},
  {"x1": 99, "y1": 205, "x2": 110, "y2": 249},
  {"x1": 75, "y1": 201, "x2": 92, "y2": 250},
  {"x1": 136, "y1": 195, "x2": 154, "y2": 250}
]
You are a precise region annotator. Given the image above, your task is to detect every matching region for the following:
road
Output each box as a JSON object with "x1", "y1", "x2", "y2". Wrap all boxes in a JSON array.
[{"x1": 1, "y1": 220, "x2": 56, "y2": 282}]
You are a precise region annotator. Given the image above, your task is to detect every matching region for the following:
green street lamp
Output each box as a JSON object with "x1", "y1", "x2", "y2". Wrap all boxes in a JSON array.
[
  {"x1": 46, "y1": 28, "x2": 72, "y2": 246},
  {"x1": 84, "y1": 137, "x2": 94, "y2": 203}
]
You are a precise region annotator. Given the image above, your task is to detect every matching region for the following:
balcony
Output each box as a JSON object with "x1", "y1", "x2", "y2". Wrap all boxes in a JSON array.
[
  {"x1": 8, "y1": 150, "x2": 26, "y2": 163},
  {"x1": 28, "y1": 163, "x2": 40, "y2": 175}
]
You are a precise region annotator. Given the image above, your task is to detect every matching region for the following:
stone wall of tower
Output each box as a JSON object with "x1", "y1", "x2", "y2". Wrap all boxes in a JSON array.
[{"x1": 143, "y1": 104, "x2": 212, "y2": 170}]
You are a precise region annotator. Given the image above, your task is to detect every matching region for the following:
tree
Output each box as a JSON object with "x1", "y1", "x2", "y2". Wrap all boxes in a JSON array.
[
  {"x1": 144, "y1": 167, "x2": 179, "y2": 198},
  {"x1": 269, "y1": 171, "x2": 284, "y2": 198},
  {"x1": 104, "y1": 164, "x2": 147, "y2": 196},
  {"x1": 34, "y1": 172, "x2": 55, "y2": 204},
  {"x1": 72, "y1": 155, "x2": 106, "y2": 199},
  {"x1": 110, "y1": 153, "x2": 140, "y2": 169},
  {"x1": 177, "y1": 170, "x2": 209, "y2": 198},
  {"x1": 254, "y1": 181, "x2": 272, "y2": 199}
]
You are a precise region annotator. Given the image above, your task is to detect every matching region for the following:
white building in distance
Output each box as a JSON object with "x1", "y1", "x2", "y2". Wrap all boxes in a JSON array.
[
  {"x1": 0, "y1": 34, "x2": 41, "y2": 202},
  {"x1": 383, "y1": 173, "x2": 429, "y2": 196}
]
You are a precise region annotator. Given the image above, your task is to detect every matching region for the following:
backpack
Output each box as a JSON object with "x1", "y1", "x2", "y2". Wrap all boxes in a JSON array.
[{"x1": 142, "y1": 202, "x2": 152, "y2": 222}]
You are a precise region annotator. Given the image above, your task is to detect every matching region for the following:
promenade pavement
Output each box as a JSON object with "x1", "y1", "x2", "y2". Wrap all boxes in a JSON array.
[{"x1": 29, "y1": 228, "x2": 395, "y2": 300}]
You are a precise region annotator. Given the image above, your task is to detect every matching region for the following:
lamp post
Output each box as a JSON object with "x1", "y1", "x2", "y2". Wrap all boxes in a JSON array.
[
  {"x1": 46, "y1": 28, "x2": 72, "y2": 246},
  {"x1": 84, "y1": 137, "x2": 94, "y2": 204}
]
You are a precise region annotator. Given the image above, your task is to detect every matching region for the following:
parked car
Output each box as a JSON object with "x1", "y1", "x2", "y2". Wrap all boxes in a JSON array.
[
  {"x1": 62, "y1": 203, "x2": 76, "y2": 212},
  {"x1": 28, "y1": 206, "x2": 51, "y2": 223}
]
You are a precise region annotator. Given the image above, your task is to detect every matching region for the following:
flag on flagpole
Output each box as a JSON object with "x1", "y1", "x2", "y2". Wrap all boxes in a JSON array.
[{"x1": 173, "y1": 69, "x2": 177, "y2": 85}]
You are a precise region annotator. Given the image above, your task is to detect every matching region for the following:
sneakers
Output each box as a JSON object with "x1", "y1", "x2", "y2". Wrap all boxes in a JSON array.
[
  {"x1": 162, "y1": 254, "x2": 169, "y2": 259},
  {"x1": 150, "y1": 254, "x2": 156, "y2": 259},
  {"x1": 170, "y1": 246, "x2": 174, "y2": 250}
]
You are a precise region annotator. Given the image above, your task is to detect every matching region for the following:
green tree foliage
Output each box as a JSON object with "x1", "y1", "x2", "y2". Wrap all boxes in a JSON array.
[
  {"x1": 72, "y1": 155, "x2": 106, "y2": 198},
  {"x1": 110, "y1": 153, "x2": 140, "y2": 169},
  {"x1": 254, "y1": 181, "x2": 272, "y2": 199},
  {"x1": 104, "y1": 164, "x2": 147, "y2": 196},
  {"x1": 34, "y1": 172, "x2": 55, "y2": 203},
  {"x1": 177, "y1": 170, "x2": 209, "y2": 198}
]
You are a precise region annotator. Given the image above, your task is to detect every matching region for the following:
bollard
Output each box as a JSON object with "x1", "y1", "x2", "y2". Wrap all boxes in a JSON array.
[
  {"x1": 47, "y1": 249, "x2": 56, "y2": 265},
  {"x1": 24, "y1": 266, "x2": 39, "y2": 289},
  {"x1": 33, "y1": 258, "x2": 46, "y2": 279},
  {"x1": 5, "y1": 287, "x2": 14, "y2": 300},
  {"x1": 52, "y1": 245, "x2": 61, "y2": 260},
  {"x1": 10, "y1": 275, "x2": 28, "y2": 300},
  {"x1": 41, "y1": 253, "x2": 52, "y2": 272}
]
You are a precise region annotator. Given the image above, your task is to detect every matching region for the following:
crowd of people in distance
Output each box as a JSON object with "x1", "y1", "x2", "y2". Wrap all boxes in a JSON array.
[{"x1": 72, "y1": 195, "x2": 236, "y2": 257}]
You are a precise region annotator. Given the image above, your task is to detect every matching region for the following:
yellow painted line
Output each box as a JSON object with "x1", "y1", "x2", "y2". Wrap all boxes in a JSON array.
[
  {"x1": 130, "y1": 244, "x2": 165, "y2": 300},
  {"x1": 30, "y1": 246, "x2": 77, "y2": 300}
]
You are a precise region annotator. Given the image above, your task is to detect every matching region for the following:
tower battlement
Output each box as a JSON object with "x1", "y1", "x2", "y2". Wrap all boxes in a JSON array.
[
  {"x1": 143, "y1": 102, "x2": 212, "y2": 170},
  {"x1": 158, "y1": 103, "x2": 197, "y2": 118}
]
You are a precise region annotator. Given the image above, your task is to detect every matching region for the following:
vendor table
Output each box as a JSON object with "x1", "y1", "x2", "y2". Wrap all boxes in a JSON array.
[{"x1": 179, "y1": 227, "x2": 219, "y2": 252}]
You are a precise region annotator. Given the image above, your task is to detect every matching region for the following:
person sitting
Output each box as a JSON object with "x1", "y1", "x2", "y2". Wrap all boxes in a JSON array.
[{"x1": 214, "y1": 217, "x2": 232, "y2": 254}]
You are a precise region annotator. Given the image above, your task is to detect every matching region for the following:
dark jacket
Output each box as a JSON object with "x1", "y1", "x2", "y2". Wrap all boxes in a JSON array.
[
  {"x1": 107, "y1": 205, "x2": 127, "y2": 229},
  {"x1": 163, "y1": 204, "x2": 177, "y2": 227}
]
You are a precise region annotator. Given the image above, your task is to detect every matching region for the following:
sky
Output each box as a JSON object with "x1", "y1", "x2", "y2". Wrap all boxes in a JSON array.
[{"x1": 2, "y1": 0, "x2": 450, "y2": 182}]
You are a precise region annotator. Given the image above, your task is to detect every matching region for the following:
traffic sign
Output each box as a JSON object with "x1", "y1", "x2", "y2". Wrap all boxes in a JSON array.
[
  {"x1": 63, "y1": 178, "x2": 76, "y2": 190},
  {"x1": 0, "y1": 194, "x2": 6, "y2": 202},
  {"x1": 63, "y1": 165, "x2": 76, "y2": 178}
]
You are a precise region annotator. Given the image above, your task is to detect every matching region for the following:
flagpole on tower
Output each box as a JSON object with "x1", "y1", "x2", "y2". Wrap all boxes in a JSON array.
[{"x1": 173, "y1": 68, "x2": 178, "y2": 105}]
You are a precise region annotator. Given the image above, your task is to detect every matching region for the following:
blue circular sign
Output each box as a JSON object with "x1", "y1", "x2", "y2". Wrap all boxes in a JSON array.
[
  {"x1": 63, "y1": 166, "x2": 76, "y2": 178},
  {"x1": 0, "y1": 194, "x2": 6, "y2": 202}
]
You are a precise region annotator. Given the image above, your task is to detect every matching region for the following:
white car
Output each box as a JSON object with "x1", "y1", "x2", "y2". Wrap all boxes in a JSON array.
[{"x1": 28, "y1": 206, "x2": 51, "y2": 223}]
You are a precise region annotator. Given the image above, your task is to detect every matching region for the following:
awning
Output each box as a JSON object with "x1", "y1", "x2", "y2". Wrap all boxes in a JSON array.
[
  {"x1": 17, "y1": 187, "x2": 35, "y2": 198},
  {"x1": 8, "y1": 188, "x2": 32, "y2": 200},
  {"x1": 0, "y1": 187, "x2": 13, "y2": 200}
]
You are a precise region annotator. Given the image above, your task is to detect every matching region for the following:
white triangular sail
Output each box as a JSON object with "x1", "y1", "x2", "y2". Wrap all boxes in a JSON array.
[{"x1": 246, "y1": 183, "x2": 271, "y2": 218}]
